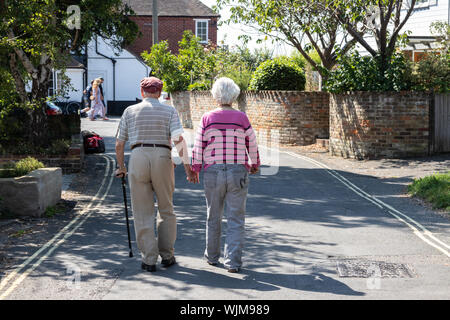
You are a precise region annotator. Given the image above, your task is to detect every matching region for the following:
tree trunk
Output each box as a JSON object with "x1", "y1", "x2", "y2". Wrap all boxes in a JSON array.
[
  {"x1": 29, "y1": 76, "x2": 51, "y2": 147},
  {"x1": 9, "y1": 53, "x2": 29, "y2": 103},
  {"x1": 29, "y1": 103, "x2": 48, "y2": 147}
]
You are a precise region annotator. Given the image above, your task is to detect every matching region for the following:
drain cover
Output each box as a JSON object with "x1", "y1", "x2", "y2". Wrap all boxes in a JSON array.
[{"x1": 336, "y1": 259, "x2": 415, "y2": 278}]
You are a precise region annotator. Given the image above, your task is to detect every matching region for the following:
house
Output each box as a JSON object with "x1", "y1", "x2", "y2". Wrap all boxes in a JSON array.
[
  {"x1": 401, "y1": 0, "x2": 449, "y2": 61},
  {"x1": 123, "y1": 0, "x2": 220, "y2": 56},
  {"x1": 51, "y1": 37, "x2": 150, "y2": 115},
  {"x1": 356, "y1": 0, "x2": 449, "y2": 60},
  {"x1": 50, "y1": 0, "x2": 219, "y2": 115}
]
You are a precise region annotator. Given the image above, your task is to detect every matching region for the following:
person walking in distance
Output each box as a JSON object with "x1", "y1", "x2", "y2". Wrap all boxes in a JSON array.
[
  {"x1": 115, "y1": 77, "x2": 199, "y2": 273},
  {"x1": 89, "y1": 79, "x2": 108, "y2": 121},
  {"x1": 80, "y1": 80, "x2": 94, "y2": 117},
  {"x1": 98, "y1": 77, "x2": 108, "y2": 117}
]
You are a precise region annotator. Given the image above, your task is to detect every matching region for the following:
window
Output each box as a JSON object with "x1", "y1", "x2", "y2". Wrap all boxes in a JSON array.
[
  {"x1": 195, "y1": 20, "x2": 209, "y2": 43},
  {"x1": 412, "y1": 0, "x2": 437, "y2": 9},
  {"x1": 56, "y1": 72, "x2": 63, "y2": 94},
  {"x1": 48, "y1": 71, "x2": 63, "y2": 97},
  {"x1": 48, "y1": 71, "x2": 54, "y2": 97}
]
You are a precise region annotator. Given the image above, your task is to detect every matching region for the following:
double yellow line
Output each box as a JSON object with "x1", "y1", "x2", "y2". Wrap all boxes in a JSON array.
[{"x1": 0, "y1": 154, "x2": 117, "y2": 300}]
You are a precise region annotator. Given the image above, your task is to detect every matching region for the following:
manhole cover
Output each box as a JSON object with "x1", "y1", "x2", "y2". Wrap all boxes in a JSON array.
[{"x1": 336, "y1": 259, "x2": 415, "y2": 278}]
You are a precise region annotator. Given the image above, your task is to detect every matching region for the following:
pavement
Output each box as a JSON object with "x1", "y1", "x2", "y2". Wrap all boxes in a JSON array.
[{"x1": 0, "y1": 116, "x2": 449, "y2": 300}]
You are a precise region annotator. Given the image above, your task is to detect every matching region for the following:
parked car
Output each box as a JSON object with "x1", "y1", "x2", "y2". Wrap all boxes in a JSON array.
[
  {"x1": 159, "y1": 91, "x2": 171, "y2": 106},
  {"x1": 46, "y1": 101, "x2": 62, "y2": 115}
]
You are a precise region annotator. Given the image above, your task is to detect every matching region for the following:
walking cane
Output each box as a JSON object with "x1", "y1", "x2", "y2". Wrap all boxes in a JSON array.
[{"x1": 119, "y1": 174, "x2": 133, "y2": 258}]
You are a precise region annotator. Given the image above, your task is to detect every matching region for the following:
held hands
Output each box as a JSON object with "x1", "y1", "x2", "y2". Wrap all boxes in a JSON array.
[
  {"x1": 250, "y1": 166, "x2": 259, "y2": 175},
  {"x1": 184, "y1": 165, "x2": 199, "y2": 184}
]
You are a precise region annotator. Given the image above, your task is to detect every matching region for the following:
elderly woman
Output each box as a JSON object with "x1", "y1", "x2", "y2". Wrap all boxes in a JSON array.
[{"x1": 191, "y1": 77, "x2": 260, "y2": 273}]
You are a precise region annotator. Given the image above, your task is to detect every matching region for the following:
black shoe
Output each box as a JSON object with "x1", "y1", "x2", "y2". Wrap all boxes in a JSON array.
[
  {"x1": 161, "y1": 256, "x2": 176, "y2": 268},
  {"x1": 227, "y1": 267, "x2": 240, "y2": 273},
  {"x1": 207, "y1": 261, "x2": 218, "y2": 266},
  {"x1": 141, "y1": 262, "x2": 156, "y2": 272}
]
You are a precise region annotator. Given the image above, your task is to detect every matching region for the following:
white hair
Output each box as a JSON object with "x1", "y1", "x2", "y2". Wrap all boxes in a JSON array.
[{"x1": 211, "y1": 77, "x2": 240, "y2": 105}]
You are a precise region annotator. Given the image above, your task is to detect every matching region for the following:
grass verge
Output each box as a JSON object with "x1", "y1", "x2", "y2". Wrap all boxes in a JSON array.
[{"x1": 408, "y1": 172, "x2": 450, "y2": 212}]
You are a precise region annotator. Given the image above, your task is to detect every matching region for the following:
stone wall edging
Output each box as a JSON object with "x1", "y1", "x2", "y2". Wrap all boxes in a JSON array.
[
  {"x1": 0, "y1": 134, "x2": 84, "y2": 174},
  {"x1": 0, "y1": 167, "x2": 62, "y2": 217}
]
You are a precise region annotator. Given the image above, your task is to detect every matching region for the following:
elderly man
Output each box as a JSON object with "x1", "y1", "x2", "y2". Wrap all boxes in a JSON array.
[{"x1": 115, "y1": 77, "x2": 198, "y2": 273}]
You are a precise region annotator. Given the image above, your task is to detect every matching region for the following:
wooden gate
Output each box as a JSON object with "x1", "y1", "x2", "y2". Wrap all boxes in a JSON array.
[{"x1": 431, "y1": 94, "x2": 450, "y2": 153}]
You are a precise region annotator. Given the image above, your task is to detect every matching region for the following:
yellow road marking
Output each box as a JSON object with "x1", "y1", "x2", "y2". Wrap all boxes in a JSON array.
[{"x1": 0, "y1": 155, "x2": 116, "y2": 299}]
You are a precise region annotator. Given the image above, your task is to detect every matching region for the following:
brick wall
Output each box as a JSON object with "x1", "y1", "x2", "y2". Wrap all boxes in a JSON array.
[
  {"x1": 0, "y1": 134, "x2": 84, "y2": 174},
  {"x1": 172, "y1": 91, "x2": 330, "y2": 146},
  {"x1": 330, "y1": 92, "x2": 431, "y2": 159},
  {"x1": 127, "y1": 16, "x2": 218, "y2": 56}
]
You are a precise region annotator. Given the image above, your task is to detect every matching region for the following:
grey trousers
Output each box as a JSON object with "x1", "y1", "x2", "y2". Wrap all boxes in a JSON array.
[
  {"x1": 128, "y1": 147, "x2": 176, "y2": 265},
  {"x1": 203, "y1": 164, "x2": 249, "y2": 269}
]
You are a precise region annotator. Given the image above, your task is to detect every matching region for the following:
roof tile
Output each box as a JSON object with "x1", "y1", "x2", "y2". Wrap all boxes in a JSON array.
[{"x1": 124, "y1": 0, "x2": 220, "y2": 17}]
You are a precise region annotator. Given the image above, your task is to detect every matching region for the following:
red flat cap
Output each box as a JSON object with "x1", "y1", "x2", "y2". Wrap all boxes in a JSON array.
[{"x1": 140, "y1": 77, "x2": 163, "y2": 93}]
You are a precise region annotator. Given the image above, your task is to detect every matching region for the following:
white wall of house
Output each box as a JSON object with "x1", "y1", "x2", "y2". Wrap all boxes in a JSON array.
[
  {"x1": 355, "y1": 0, "x2": 449, "y2": 56},
  {"x1": 59, "y1": 37, "x2": 150, "y2": 104},
  {"x1": 86, "y1": 37, "x2": 150, "y2": 103},
  {"x1": 63, "y1": 69, "x2": 84, "y2": 102},
  {"x1": 402, "y1": 0, "x2": 448, "y2": 37}
]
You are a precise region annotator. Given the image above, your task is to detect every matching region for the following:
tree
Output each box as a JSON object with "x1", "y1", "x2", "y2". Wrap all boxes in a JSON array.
[
  {"x1": 215, "y1": 0, "x2": 359, "y2": 80},
  {"x1": 324, "y1": 0, "x2": 417, "y2": 74},
  {"x1": 178, "y1": 30, "x2": 216, "y2": 86},
  {"x1": 408, "y1": 21, "x2": 450, "y2": 93},
  {"x1": 430, "y1": 21, "x2": 450, "y2": 55},
  {"x1": 141, "y1": 41, "x2": 190, "y2": 93},
  {"x1": 142, "y1": 31, "x2": 212, "y2": 92},
  {"x1": 0, "y1": 0, "x2": 138, "y2": 145},
  {"x1": 142, "y1": 31, "x2": 274, "y2": 92}
]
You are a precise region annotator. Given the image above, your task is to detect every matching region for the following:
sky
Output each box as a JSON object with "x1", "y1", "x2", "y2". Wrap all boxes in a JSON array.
[{"x1": 198, "y1": 0, "x2": 295, "y2": 56}]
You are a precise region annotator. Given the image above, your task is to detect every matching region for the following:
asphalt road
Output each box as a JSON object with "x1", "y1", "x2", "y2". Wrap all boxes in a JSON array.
[{"x1": 0, "y1": 116, "x2": 449, "y2": 300}]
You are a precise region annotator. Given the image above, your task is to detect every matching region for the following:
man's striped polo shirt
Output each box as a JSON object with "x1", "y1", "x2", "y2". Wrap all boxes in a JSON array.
[{"x1": 116, "y1": 97, "x2": 184, "y2": 147}]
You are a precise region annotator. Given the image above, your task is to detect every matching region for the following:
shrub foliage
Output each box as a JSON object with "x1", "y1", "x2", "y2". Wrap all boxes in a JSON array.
[
  {"x1": 323, "y1": 51, "x2": 412, "y2": 93},
  {"x1": 249, "y1": 57, "x2": 306, "y2": 91},
  {"x1": 0, "y1": 157, "x2": 44, "y2": 178}
]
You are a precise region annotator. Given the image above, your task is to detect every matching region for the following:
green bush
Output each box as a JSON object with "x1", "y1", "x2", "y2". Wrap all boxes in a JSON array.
[
  {"x1": 408, "y1": 172, "x2": 450, "y2": 211},
  {"x1": 46, "y1": 139, "x2": 71, "y2": 155},
  {"x1": 249, "y1": 57, "x2": 306, "y2": 91},
  {"x1": 0, "y1": 157, "x2": 44, "y2": 178},
  {"x1": 188, "y1": 80, "x2": 211, "y2": 91},
  {"x1": 323, "y1": 51, "x2": 412, "y2": 93},
  {"x1": 409, "y1": 53, "x2": 450, "y2": 93},
  {"x1": 221, "y1": 68, "x2": 253, "y2": 91}
]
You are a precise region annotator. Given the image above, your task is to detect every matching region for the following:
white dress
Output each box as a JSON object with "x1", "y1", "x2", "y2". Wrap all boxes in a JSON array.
[{"x1": 90, "y1": 87, "x2": 104, "y2": 118}]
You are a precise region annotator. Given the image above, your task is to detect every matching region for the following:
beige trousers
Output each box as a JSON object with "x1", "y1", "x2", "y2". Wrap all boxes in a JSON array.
[{"x1": 128, "y1": 147, "x2": 176, "y2": 265}]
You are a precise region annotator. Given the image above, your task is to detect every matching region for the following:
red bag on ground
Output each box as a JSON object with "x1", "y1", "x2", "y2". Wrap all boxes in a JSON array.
[{"x1": 82, "y1": 130, "x2": 105, "y2": 154}]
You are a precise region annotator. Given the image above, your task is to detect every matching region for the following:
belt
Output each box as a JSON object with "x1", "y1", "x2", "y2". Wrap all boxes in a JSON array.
[{"x1": 131, "y1": 143, "x2": 172, "y2": 151}]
